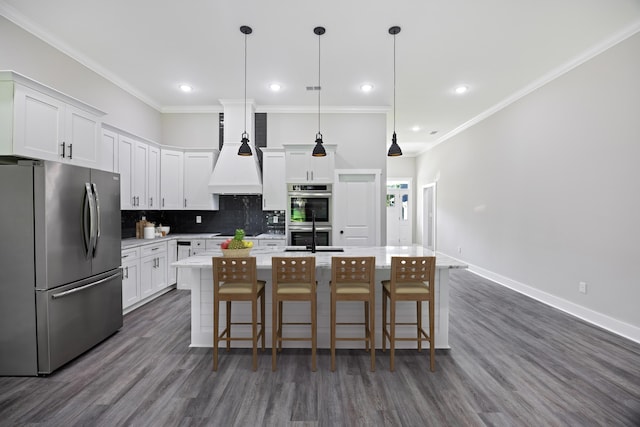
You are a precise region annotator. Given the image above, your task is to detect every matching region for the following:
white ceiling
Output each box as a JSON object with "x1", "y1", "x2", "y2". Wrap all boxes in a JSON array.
[{"x1": 2, "y1": 0, "x2": 639, "y2": 156}]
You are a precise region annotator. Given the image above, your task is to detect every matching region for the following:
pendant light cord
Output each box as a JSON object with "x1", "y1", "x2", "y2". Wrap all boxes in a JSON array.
[
  {"x1": 244, "y1": 31, "x2": 248, "y2": 136},
  {"x1": 393, "y1": 32, "x2": 396, "y2": 134},
  {"x1": 317, "y1": 32, "x2": 321, "y2": 135}
]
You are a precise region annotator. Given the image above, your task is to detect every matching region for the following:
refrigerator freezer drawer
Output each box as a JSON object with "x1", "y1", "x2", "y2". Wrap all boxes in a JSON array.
[{"x1": 36, "y1": 269, "x2": 123, "y2": 374}]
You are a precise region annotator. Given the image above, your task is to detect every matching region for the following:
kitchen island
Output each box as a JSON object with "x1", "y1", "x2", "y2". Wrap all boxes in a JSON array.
[{"x1": 173, "y1": 245, "x2": 466, "y2": 349}]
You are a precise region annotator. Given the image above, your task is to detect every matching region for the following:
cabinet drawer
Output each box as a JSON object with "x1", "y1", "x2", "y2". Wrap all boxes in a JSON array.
[
  {"x1": 140, "y1": 242, "x2": 167, "y2": 257},
  {"x1": 206, "y1": 238, "x2": 227, "y2": 250},
  {"x1": 121, "y1": 247, "x2": 140, "y2": 261},
  {"x1": 259, "y1": 239, "x2": 286, "y2": 247}
]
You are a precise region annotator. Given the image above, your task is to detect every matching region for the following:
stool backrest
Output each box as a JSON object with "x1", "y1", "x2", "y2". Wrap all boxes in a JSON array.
[
  {"x1": 331, "y1": 256, "x2": 375, "y2": 287},
  {"x1": 271, "y1": 257, "x2": 316, "y2": 284},
  {"x1": 390, "y1": 256, "x2": 435, "y2": 285},
  {"x1": 212, "y1": 256, "x2": 258, "y2": 290}
]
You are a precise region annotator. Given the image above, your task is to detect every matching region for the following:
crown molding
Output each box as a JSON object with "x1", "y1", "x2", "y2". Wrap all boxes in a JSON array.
[{"x1": 417, "y1": 19, "x2": 640, "y2": 157}]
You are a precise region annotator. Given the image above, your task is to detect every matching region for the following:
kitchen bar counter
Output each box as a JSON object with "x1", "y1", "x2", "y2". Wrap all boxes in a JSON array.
[{"x1": 173, "y1": 245, "x2": 466, "y2": 350}]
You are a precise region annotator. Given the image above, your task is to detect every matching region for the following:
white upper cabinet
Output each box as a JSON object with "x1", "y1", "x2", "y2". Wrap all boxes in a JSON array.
[
  {"x1": 118, "y1": 135, "x2": 135, "y2": 210},
  {"x1": 160, "y1": 149, "x2": 184, "y2": 210},
  {"x1": 0, "y1": 72, "x2": 104, "y2": 168},
  {"x1": 148, "y1": 144, "x2": 160, "y2": 210},
  {"x1": 100, "y1": 128, "x2": 119, "y2": 172},
  {"x1": 262, "y1": 148, "x2": 286, "y2": 210},
  {"x1": 184, "y1": 150, "x2": 218, "y2": 210},
  {"x1": 284, "y1": 144, "x2": 335, "y2": 183}
]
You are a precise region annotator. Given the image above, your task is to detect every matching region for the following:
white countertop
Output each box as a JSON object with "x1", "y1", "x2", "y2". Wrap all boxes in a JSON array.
[{"x1": 172, "y1": 245, "x2": 467, "y2": 269}]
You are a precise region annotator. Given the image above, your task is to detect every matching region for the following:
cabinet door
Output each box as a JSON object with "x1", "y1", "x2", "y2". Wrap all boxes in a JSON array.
[
  {"x1": 122, "y1": 260, "x2": 140, "y2": 309},
  {"x1": 148, "y1": 145, "x2": 160, "y2": 209},
  {"x1": 65, "y1": 104, "x2": 99, "y2": 168},
  {"x1": 183, "y1": 151, "x2": 214, "y2": 210},
  {"x1": 13, "y1": 85, "x2": 65, "y2": 162},
  {"x1": 160, "y1": 149, "x2": 184, "y2": 209},
  {"x1": 152, "y1": 253, "x2": 168, "y2": 291},
  {"x1": 285, "y1": 150, "x2": 310, "y2": 182},
  {"x1": 140, "y1": 256, "x2": 155, "y2": 299},
  {"x1": 263, "y1": 151, "x2": 286, "y2": 210},
  {"x1": 100, "y1": 128, "x2": 118, "y2": 172},
  {"x1": 118, "y1": 136, "x2": 135, "y2": 210},
  {"x1": 309, "y1": 150, "x2": 334, "y2": 183},
  {"x1": 167, "y1": 240, "x2": 177, "y2": 285},
  {"x1": 133, "y1": 141, "x2": 148, "y2": 210}
]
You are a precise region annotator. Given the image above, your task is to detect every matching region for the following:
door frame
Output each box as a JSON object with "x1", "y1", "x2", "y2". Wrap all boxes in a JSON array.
[
  {"x1": 334, "y1": 169, "x2": 382, "y2": 246},
  {"x1": 422, "y1": 182, "x2": 437, "y2": 251}
]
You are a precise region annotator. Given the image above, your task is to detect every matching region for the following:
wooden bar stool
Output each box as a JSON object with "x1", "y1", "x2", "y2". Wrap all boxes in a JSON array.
[
  {"x1": 271, "y1": 257, "x2": 317, "y2": 371},
  {"x1": 330, "y1": 256, "x2": 376, "y2": 372},
  {"x1": 382, "y1": 256, "x2": 436, "y2": 372},
  {"x1": 212, "y1": 256, "x2": 266, "y2": 371}
]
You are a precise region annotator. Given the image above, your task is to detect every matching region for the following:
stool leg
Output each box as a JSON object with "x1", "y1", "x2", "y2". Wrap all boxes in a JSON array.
[
  {"x1": 261, "y1": 290, "x2": 266, "y2": 352},
  {"x1": 364, "y1": 301, "x2": 370, "y2": 352},
  {"x1": 429, "y1": 299, "x2": 435, "y2": 372},
  {"x1": 311, "y1": 294, "x2": 317, "y2": 372},
  {"x1": 252, "y1": 296, "x2": 258, "y2": 371},
  {"x1": 278, "y1": 301, "x2": 283, "y2": 352},
  {"x1": 330, "y1": 292, "x2": 336, "y2": 372},
  {"x1": 417, "y1": 300, "x2": 422, "y2": 352},
  {"x1": 272, "y1": 295, "x2": 277, "y2": 371},
  {"x1": 226, "y1": 301, "x2": 232, "y2": 352},
  {"x1": 390, "y1": 296, "x2": 396, "y2": 372},
  {"x1": 213, "y1": 299, "x2": 219, "y2": 371},
  {"x1": 370, "y1": 292, "x2": 375, "y2": 372}
]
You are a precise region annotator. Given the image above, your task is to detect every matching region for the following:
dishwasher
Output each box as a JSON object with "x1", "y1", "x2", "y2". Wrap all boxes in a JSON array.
[{"x1": 177, "y1": 241, "x2": 192, "y2": 290}]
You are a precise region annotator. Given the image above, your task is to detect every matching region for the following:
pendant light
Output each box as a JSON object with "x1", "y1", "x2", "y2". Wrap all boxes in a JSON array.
[
  {"x1": 312, "y1": 26, "x2": 327, "y2": 157},
  {"x1": 388, "y1": 26, "x2": 403, "y2": 157},
  {"x1": 238, "y1": 25, "x2": 253, "y2": 156}
]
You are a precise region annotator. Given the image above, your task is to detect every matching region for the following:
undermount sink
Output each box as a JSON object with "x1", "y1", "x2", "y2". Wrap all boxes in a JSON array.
[{"x1": 284, "y1": 246, "x2": 344, "y2": 252}]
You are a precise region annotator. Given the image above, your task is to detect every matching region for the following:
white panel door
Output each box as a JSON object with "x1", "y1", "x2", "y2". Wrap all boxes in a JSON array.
[
  {"x1": 386, "y1": 187, "x2": 412, "y2": 245},
  {"x1": 333, "y1": 171, "x2": 380, "y2": 246},
  {"x1": 132, "y1": 141, "x2": 148, "y2": 210},
  {"x1": 100, "y1": 128, "x2": 118, "y2": 172},
  {"x1": 65, "y1": 104, "x2": 100, "y2": 168}
]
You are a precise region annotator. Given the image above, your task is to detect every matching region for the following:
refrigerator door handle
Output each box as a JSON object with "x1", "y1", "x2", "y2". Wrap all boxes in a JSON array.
[
  {"x1": 91, "y1": 183, "x2": 101, "y2": 257},
  {"x1": 84, "y1": 183, "x2": 97, "y2": 259},
  {"x1": 51, "y1": 271, "x2": 122, "y2": 299},
  {"x1": 82, "y1": 183, "x2": 92, "y2": 257}
]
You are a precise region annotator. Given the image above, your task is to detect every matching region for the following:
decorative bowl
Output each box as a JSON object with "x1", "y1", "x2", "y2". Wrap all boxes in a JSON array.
[
  {"x1": 158, "y1": 226, "x2": 170, "y2": 236},
  {"x1": 221, "y1": 248, "x2": 251, "y2": 257}
]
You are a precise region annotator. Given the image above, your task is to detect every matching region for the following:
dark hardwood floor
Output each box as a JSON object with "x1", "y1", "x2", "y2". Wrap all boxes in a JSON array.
[{"x1": 1, "y1": 269, "x2": 639, "y2": 426}]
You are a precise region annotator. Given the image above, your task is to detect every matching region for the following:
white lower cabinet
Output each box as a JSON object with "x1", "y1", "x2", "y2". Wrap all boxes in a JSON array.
[
  {"x1": 121, "y1": 247, "x2": 140, "y2": 309},
  {"x1": 122, "y1": 241, "x2": 173, "y2": 313},
  {"x1": 167, "y1": 240, "x2": 177, "y2": 285}
]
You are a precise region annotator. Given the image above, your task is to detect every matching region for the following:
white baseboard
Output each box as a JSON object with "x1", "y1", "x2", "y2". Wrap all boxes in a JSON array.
[{"x1": 440, "y1": 253, "x2": 640, "y2": 345}]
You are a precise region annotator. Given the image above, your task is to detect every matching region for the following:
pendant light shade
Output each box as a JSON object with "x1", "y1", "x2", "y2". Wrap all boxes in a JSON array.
[
  {"x1": 312, "y1": 26, "x2": 327, "y2": 157},
  {"x1": 238, "y1": 25, "x2": 253, "y2": 156},
  {"x1": 388, "y1": 26, "x2": 403, "y2": 157}
]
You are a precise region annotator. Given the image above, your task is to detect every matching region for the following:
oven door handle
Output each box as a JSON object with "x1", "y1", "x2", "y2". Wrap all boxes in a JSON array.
[
  {"x1": 287, "y1": 192, "x2": 332, "y2": 197},
  {"x1": 289, "y1": 225, "x2": 332, "y2": 232}
]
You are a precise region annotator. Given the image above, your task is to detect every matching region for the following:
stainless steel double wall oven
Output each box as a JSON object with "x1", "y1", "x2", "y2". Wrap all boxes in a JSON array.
[{"x1": 287, "y1": 183, "x2": 332, "y2": 246}]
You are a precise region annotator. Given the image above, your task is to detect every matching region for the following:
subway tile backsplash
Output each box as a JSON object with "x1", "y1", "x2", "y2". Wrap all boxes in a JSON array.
[{"x1": 121, "y1": 195, "x2": 285, "y2": 238}]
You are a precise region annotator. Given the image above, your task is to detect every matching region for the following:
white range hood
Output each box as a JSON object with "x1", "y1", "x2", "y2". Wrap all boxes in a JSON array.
[{"x1": 208, "y1": 99, "x2": 262, "y2": 194}]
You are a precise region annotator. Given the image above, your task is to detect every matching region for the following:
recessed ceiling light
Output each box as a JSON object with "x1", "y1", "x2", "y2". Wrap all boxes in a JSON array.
[
  {"x1": 269, "y1": 83, "x2": 281, "y2": 91},
  {"x1": 430, "y1": 130, "x2": 438, "y2": 135},
  {"x1": 360, "y1": 83, "x2": 373, "y2": 92},
  {"x1": 454, "y1": 85, "x2": 469, "y2": 94},
  {"x1": 411, "y1": 126, "x2": 421, "y2": 132},
  {"x1": 179, "y1": 84, "x2": 193, "y2": 92}
]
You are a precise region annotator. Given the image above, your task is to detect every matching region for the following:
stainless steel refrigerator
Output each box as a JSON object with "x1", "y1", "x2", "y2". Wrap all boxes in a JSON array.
[{"x1": 0, "y1": 159, "x2": 123, "y2": 376}]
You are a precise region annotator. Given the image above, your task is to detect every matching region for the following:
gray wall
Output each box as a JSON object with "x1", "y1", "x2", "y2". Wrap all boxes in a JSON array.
[
  {"x1": 0, "y1": 16, "x2": 162, "y2": 142},
  {"x1": 162, "y1": 113, "x2": 219, "y2": 148},
  {"x1": 415, "y1": 32, "x2": 640, "y2": 335}
]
